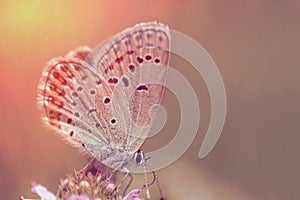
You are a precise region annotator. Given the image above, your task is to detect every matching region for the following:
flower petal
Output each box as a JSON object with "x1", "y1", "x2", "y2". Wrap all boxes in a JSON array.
[
  {"x1": 122, "y1": 188, "x2": 141, "y2": 200},
  {"x1": 31, "y1": 183, "x2": 56, "y2": 200}
]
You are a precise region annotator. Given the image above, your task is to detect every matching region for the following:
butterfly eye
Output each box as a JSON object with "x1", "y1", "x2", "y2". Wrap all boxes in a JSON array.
[{"x1": 133, "y1": 150, "x2": 145, "y2": 165}]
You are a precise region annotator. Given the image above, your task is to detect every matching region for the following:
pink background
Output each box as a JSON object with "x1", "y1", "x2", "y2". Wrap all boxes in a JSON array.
[{"x1": 1, "y1": 1, "x2": 300, "y2": 199}]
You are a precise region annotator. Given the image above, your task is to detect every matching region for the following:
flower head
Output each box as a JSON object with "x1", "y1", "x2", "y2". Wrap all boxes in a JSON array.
[{"x1": 21, "y1": 161, "x2": 141, "y2": 200}]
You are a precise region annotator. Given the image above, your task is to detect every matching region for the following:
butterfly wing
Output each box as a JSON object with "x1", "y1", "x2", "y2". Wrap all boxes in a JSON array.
[
  {"x1": 37, "y1": 22, "x2": 170, "y2": 167},
  {"x1": 91, "y1": 22, "x2": 170, "y2": 153},
  {"x1": 37, "y1": 49, "x2": 124, "y2": 158}
]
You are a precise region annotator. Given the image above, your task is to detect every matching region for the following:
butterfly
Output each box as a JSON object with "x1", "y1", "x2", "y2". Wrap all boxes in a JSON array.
[{"x1": 37, "y1": 22, "x2": 170, "y2": 173}]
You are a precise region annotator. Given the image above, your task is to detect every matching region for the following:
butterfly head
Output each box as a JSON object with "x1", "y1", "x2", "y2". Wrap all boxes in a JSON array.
[{"x1": 133, "y1": 149, "x2": 149, "y2": 166}]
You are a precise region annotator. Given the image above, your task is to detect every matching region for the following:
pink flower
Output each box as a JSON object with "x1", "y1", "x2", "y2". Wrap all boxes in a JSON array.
[
  {"x1": 21, "y1": 183, "x2": 55, "y2": 200},
  {"x1": 21, "y1": 160, "x2": 143, "y2": 200},
  {"x1": 122, "y1": 188, "x2": 141, "y2": 200},
  {"x1": 21, "y1": 170, "x2": 142, "y2": 200}
]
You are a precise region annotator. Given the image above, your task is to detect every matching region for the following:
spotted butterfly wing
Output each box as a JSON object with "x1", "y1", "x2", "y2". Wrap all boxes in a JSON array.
[
  {"x1": 37, "y1": 52, "x2": 115, "y2": 157},
  {"x1": 37, "y1": 22, "x2": 170, "y2": 170},
  {"x1": 91, "y1": 22, "x2": 170, "y2": 154}
]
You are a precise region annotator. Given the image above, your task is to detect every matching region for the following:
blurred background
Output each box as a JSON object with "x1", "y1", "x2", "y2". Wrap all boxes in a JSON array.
[{"x1": 1, "y1": 0, "x2": 300, "y2": 199}]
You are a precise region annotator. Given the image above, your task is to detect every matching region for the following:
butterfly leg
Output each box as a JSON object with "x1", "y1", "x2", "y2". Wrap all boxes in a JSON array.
[{"x1": 110, "y1": 168, "x2": 133, "y2": 198}]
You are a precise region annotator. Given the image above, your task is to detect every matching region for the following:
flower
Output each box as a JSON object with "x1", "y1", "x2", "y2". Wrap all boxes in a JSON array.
[{"x1": 21, "y1": 161, "x2": 141, "y2": 200}]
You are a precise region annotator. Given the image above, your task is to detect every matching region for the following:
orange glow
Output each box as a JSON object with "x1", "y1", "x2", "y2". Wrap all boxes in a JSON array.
[
  {"x1": 1, "y1": 1, "x2": 50, "y2": 37},
  {"x1": 1, "y1": 1, "x2": 298, "y2": 200}
]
